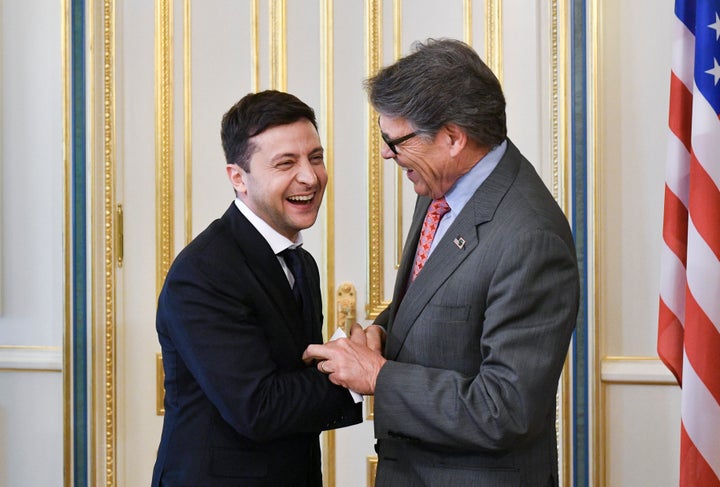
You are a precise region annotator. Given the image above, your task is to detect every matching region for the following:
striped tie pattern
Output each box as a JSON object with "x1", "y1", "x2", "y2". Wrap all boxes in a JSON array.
[{"x1": 411, "y1": 198, "x2": 450, "y2": 280}]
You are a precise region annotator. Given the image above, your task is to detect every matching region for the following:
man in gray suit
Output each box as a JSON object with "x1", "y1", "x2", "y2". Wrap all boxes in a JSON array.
[{"x1": 305, "y1": 38, "x2": 579, "y2": 486}]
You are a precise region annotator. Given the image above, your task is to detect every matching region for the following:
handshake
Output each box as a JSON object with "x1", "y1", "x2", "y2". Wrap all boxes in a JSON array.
[{"x1": 302, "y1": 323, "x2": 387, "y2": 396}]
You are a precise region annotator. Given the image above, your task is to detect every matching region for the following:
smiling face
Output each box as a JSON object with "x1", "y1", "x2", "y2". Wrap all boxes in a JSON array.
[
  {"x1": 227, "y1": 118, "x2": 327, "y2": 241},
  {"x1": 378, "y1": 115, "x2": 464, "y2": 200}
]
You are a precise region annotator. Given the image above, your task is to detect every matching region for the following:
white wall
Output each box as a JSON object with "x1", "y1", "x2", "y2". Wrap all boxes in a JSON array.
[{"x1": 0, "y1": 0, "x2": 64, "y2": 485}]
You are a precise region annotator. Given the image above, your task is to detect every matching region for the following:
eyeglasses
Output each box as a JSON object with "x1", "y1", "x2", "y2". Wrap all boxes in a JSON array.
[{"x1": 378, "y1": 117, "x2": 417, "y2": 155}]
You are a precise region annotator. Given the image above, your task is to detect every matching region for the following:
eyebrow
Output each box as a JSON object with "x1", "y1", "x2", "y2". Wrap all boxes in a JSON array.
[{"x1": 270, "y1": 146, "x2": 324, "y2": 163}]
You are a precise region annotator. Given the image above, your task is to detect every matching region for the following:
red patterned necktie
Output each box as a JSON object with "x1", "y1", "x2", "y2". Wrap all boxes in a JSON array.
[{"x1": 411, "y1": 197, "x2": 450, "y2": 280}]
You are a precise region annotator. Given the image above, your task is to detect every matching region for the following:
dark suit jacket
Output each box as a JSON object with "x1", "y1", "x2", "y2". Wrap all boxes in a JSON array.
[
  {"x1": 152, "y1": 204, "x2": 361, "y2": 487},
  {"x1": 373, "y1": 140, "x2": 580, "y2": 487}
]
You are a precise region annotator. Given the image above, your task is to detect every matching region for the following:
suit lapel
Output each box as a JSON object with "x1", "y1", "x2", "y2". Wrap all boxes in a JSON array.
[
  {"x1": 221, "y1": 204, "x2": 308, "y2": 349},
  {"x1": 386, "y1": 141, "x2": 522, "y2": 359}
]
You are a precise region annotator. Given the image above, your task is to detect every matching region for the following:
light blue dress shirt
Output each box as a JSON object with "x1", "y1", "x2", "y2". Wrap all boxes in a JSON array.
[{"x1": 429, "y1": 139, "x2": 507, "y2": 255}]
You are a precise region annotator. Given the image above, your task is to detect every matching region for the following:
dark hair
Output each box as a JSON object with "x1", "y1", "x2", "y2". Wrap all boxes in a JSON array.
[
  {"x1": 364, "y1": 38, "x2": 506, "y2": 148},
  {"x1": 221, "y1": 90, "x2": 318, "y2": 171}
]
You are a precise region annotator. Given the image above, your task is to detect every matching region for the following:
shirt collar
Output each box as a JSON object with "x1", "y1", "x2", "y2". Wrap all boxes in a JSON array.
[
  {"x1": 234, "y1": 198, "x2": 302, "y2": 254},
  {"x1": 444, "y1": 139, "x2": 507, "y2": 214}
]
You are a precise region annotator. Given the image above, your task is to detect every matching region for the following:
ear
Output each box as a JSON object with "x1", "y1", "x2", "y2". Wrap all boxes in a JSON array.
[
  {"x1": 444, "y1": 124, "x2": 468, "y2": 157},
  {"x1": 226, "y1": 164, "x2": 247, "y2": 196}
]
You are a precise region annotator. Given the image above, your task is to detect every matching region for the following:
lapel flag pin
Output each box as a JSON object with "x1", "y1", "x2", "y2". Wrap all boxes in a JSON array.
[{"x1": 453, "y1": 236, "x2": 466, "y2": 249}]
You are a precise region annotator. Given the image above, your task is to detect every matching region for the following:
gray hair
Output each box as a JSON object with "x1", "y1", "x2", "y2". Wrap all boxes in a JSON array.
[{"x1": 364, "y1": 38, "x2": 506, "y2": 148}]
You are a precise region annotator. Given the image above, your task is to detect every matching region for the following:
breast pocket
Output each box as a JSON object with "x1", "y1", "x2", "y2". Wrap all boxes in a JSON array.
[
  {"x1": 409, "y1": 304, "x2": 482, "y2": 373},
  {"x1": 427, "y1": 304, "x2": 471, "y2": 325}
]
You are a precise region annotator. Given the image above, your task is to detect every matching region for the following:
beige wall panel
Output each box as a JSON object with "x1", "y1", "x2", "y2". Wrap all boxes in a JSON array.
[
  {"x1": 597, "y1": 0, "x2": 674, "y2": 356},
  {"x1": 332, "y1": 0, "x2": 371, "y2": 322},
  {"x1": 189, "y1": 1, "x2": 255, "y2": 239},
  {"x1": 0, "y1": 0, "x2": 64, "y2": 345},
  {"x1": 285, "y1": 1, "x2": 325, "y2": 258},
  {"x1": 503, "y1": 2, "x2": 552, "y2": 189},
  {"x1": 398, "y1": 0, "x2": 465, "y2": 53},
  {"x1": 596, "y1": 1, "x2": 681, "y2": 485},
  {"x1": 0, "y1": 0, "x2": 64, "y2": 484},
  {"x1": 332, "y1": 3, "x2": 383, "y2": 485},
  {"x1": 188, "y1": 0, "x2": 256, "y2": 240},
  {"x1": 605, "y1": 384, "x2": 680, "y2": 486},
  {"x1": 115, "y1": 0, "x2": 162, "y2": 484},
  {"x1": 0, "y1": 372, "x2": 63, "y2": 486}
]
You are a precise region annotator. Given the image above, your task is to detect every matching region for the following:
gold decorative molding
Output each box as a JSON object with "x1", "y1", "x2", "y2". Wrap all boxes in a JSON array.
[
  {"x1": 320, "y1": 1, "x2": 337, "y2": 485},
  {"x1": 155, "y1": 0, "x2": 174, "y2": 297},
  {"x1": 0, "y1": 346, "x2": 62, "y2": 372},
  {"x1": 321, "y1": 0, "x2": 336, "y2": 341},
  {"x1": 251, "y1": 0, "x2": 260, "y2": 92},
  {"x1": 601, "y1": 356, "x2": 678, "y2": 385},
  {"x1": 463, "y1": 0, "x2": 472, "y2": 46},
  {"x1": 365, "y1": 0, "x2": 388, "y2": 319},
  {"x1": 485, "y1": 0, "x2": 503, "y2": 84},
  {"x1": 550, "y1": 1, "x2": 572, "y2": 485},
  {"x1": 336, "y1": 282, "x2": 357, "y2": 334},
  {"x1": 367, "y1": 455, "x2": 378, "y2": 487},
  {"x1": 156, "y1": 353, "x2": 166, "y2": 414},
  {"x1": 102, "y1": 0, "x2": 118, "y2": 484},
  {"x1": 393, "y1": 0, "x2": 403, "y2": 269},
  {"x1": 184, "y1": 0, "x2": 192, "y2": 245},
  {"x1": 551, "y1": 0, "x2": 571, "y2": 216},
  {"x1": 589, "y1": 0, "x2": 601, "y2": 485},
  {"x1": 269, "y1": 0, "x2": 287, "y2": 91}
]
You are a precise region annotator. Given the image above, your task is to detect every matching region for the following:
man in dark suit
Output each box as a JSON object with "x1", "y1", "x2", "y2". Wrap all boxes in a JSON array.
[
  {"x1": 304, "y1": 39, "x2": 580, "y2": 486},
  {"x1": 152, "y1": 90, "x2": 362, "y2": 487}
]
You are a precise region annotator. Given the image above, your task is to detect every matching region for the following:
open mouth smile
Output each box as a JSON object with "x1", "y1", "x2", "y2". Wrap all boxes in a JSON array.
[{"x1": 287, "y1": 193, "x2": 315, "y2": 204}]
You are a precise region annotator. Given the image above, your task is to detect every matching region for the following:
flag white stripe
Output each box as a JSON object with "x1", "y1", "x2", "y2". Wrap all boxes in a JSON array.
[
  {"x1": 660, "y1": 243, "x2": 687, "y2": 324},
  {"x1": 665, "y1": 132, "x2": 691, "y2": 209},
  {"x1": 672, "y1": 16, "x2": 695, "y2": 90},
  {"x1": 686, "y1": 218, "x2": 720, "y2": 331},
  {"x1": 691, "y1": 82, "x2": 720, "y2": 187},
  {"x1": 681, "y1": 353, "x2": 720, "y2": 479}
]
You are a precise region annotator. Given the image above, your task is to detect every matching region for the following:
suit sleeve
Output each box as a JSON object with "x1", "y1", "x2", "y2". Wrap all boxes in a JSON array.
[
  {"x1": 157, "y1": 252, "x2": 361, "y2": 442},
  {"x1": 374, "y1": 306, "x2": 390, "y2": 328},
  {"x1": 373, "y1": 228, "x2": 579, "y2": 450}
]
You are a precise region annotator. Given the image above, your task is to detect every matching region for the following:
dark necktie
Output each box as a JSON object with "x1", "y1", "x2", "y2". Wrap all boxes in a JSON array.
[{"x1": 279, "y1": 247, "x2": 314, "y2": 339}]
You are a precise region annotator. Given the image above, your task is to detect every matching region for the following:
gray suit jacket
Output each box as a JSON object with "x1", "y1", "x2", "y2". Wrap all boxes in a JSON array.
[{"x1": 373, "y1": 140, "x2": 579, "y2": 487}]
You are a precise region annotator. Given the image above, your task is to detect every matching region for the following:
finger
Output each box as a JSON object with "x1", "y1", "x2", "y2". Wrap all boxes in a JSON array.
[
  {"x1": 365, "y1": 325, "x2": 386, "y2": 352},
  {"x1": 303, "y1": 344, "x2": 330, "y2": 362},
  {"x1": 349, "y1": 323, "x2": 366, "y2": 345}
]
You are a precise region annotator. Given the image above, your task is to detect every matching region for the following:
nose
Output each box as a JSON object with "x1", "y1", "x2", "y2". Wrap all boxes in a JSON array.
[
  {"x1": 380, "y1": 143, "x2": 396, "y2": 160},
  {"x1": 296, "y1": 159, "x2": 319, "y2": 186}
]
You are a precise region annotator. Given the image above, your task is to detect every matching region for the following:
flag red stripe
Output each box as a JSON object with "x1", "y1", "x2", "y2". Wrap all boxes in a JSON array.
[
  {"x1": 689, "y1": 154, "x2": 720, "y2": 260},
  {"x1": 683, "y1": 291, "x2": 720, "y2": 405},
  {"x1": 680, "y1": 424, "x2": 720, "y2": 487},
  {"x1": 663, "y1": 184, "x2": 689, "y2": 265},
  {"x1": 658, "y1": 297, "x2": 684, "y2": 384},
  {"x1": 669, "y1": 72, "x2": 693, "y2": 153}
]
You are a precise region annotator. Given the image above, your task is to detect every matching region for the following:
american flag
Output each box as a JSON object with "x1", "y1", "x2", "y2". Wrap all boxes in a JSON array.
[{"x1": 658, "y1": 0, "x2": 720, "y2": 485}]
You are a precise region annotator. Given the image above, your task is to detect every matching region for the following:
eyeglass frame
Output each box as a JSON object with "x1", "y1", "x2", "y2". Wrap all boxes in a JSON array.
[{"x1": 378, "y1": 116, "x2": 418, "y2": 155}]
